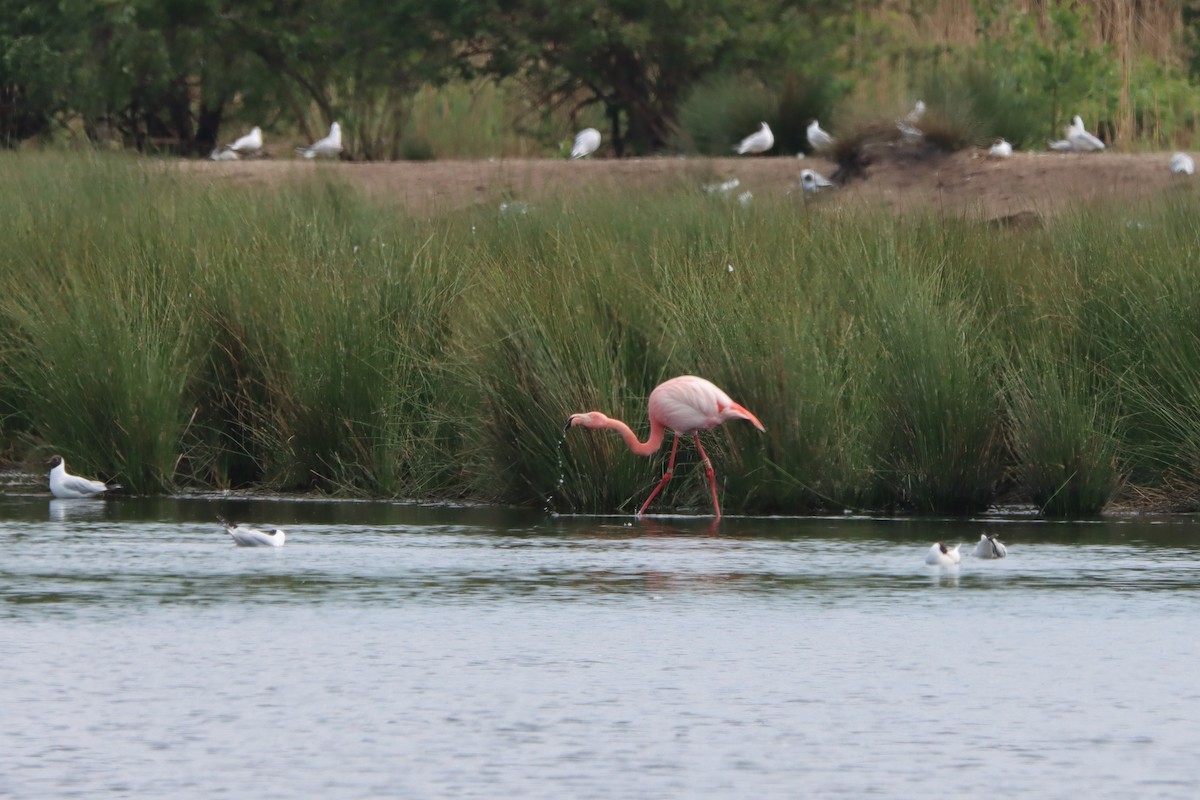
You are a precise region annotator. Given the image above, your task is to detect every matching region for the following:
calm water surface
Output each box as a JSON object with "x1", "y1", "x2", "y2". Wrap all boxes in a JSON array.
[{"x1": 3, "y1": 494, "x2": 1199, "y2": 798}]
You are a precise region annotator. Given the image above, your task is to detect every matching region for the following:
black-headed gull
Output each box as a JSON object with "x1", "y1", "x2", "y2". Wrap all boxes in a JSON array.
[
  {"x1": 807, "y1": 120, "x2": 835, "y2": 151},
  {"x1": 988, "y1": 138, "x2": 1013, "y2": 158},
  {"x1": 973, "y1": 533, "x2": 1008, "y2": 559},
  {"x1": 925, "y1": 541, "x2": 961, "y2": 567},
  {"x1": 218, "y1": 515, "x2": 286, "y2": 547},
  {"x1": 1067, "y1": 115, "x2": 1105, "y2": 152},
  {"x1": 295, "y1": 121, "x2": 343, "y2": 159},
  {"x1": 799, "y1": 168, "x2": 834, "y2": 195},
  {"x1": 571, "y1": 128, "x2": 601, "y2": 158},
  {"x1": 734, "y1": 122, "x2": 773, "y2": 155},
  {"x1": 47, "y1": 455, "x2": 119, "y2": 499},
  {"x1": 1170, "y1": 152, "x2": 1195, "y2": 175},
  {"x1": 226, "y1": 126, "x2": 263, "y2": 155}
]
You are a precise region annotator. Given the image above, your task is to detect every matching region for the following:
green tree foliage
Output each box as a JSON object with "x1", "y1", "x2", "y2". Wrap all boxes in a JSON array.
[{"x1": 484, "y1": 0, "x2": 852, "y2": 155}]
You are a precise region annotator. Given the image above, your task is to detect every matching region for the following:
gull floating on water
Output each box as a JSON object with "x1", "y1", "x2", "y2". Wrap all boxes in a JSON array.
[
  {"x1": 799, "y1": 168, "x2": 834, "y2": 195},
  {"x1": 47, "y1": 455, "x2": 120, "y2": 499},
  {"x1": 1170, "y1": 152, "x2": 1195, "y2": 175},
  {"x1": 226, "y1": 126, "x2": 263, "y2": 155},
  {"x1": 807, "y1": 120, "x2": 835, "y2": 152},
  {"x1": 734, "y1": 122, "x2": 774, "y2": 155},
  {"x1": 1066, "y1": 115, "x2": 1105, "y2": 152},
  {"x1": 295, "y1": 121, "x2": 343, "y2": 159},
  {"x1": 218, "y1": 515, "x2": 286, "y2": 547},
  {"x1": 973, "y1": 533, "x2": 1008, "y2": 559},
  {"x1": 988, "y1": 138, "x2": 1013, "y2": 158},
  {"x1": 925, "y1": 541, "x2": 962, "y2": 567},
  {"x1": 571, "y1": 128, "x2": 601, "y2": 159}
]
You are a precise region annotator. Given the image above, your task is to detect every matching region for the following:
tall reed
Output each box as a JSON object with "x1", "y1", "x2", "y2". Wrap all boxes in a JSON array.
[{"x1": 7, "y1": 153, "x2": 1200, "y2": 515}]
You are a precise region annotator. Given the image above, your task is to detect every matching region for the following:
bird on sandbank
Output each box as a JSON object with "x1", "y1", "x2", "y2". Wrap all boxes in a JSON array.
[
  {"x1": 571, "y1": 128, "x2": 601, "y2": 159},
  {"x1": 47, "y1": 455, "x2": 120, "y2": 499},
  {"x1": 988, "y1": 138, "x2": 1013, "y2": 158},
  {"x1": 734, "y1": 122, "x2": 774, "y2": 155},
  {"x1": 807, "y1": 120, "x2": 835, "y2": 152},
  {"x1": 295, "y1": 121, "x2": 343, "y2": 159},
  {"x1": 565, "y1": 375, "x2": 765, "y2": 520},
  {"x1": 1066, "y1": 115, "x2": 1105, "y2": 152},
  {"x1": 226, "y1": 126, "x2": 263, "y2": 156},
  {"x1": 1170, "y1": 152, "x2": 1195, "y2": 175}
]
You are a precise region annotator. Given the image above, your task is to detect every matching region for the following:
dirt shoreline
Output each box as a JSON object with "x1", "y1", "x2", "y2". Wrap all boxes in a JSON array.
[{"x1": 177, "y1": 149, "x2": 1194, "y2": 220}]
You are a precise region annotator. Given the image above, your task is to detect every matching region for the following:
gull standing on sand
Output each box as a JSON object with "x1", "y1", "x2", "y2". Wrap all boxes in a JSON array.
[
  {"x1": 218, "y1": 515, "x2": 287, "y2": 547},
  {"x1": 47, "y1": 455, "x2": 119, "y2": 499},
  {"x1": 925, "y1": 542, "x2": 962, "y2": 567},
  {"x1": 973, "y1": 533, "x2": 1008, "y2": 559},
  {"x1": 295, "y1": 121, "x2": 343, "y2": 159},
  {"x1": 734, "y1": 122, "x2": 774, "y2": 155},
  {"x1": 799, "y1": 168, "x2": 834, "y2": 195},
  {"x1": 1066, "y1": 115, "x2": 1105, "y2": 152},
  {"x1": 1170, "y1": 152, "x2": 1195, "y2": 175},
  {"x1": 988, "y1": 138, "x2": 1013, "y2": 158},
  {"x1": 807, "y1": 120, "x2": 835, "y2": 152},
  {"x1": 226, "y1": 126, "x2": 263, "y2": 156},
  {"x1": 571, "y1": 128, "x2": 601, "y2": 159}
]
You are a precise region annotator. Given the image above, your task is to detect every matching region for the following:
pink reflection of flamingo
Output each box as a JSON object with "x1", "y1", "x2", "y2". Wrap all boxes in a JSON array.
[{"x1": 564, "y1": 375, "x2": 765, "y2": 520}]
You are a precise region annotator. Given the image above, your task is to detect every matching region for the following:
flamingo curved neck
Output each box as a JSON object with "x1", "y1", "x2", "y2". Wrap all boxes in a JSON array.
[{"x1": 598, "y1": 414, "x2": 666, "y2": 456}]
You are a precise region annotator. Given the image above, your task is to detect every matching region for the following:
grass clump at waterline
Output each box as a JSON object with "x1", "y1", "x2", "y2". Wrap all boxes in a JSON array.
[{"x1": 5, "y1": 152, "x2": 1200, "y2": 515}]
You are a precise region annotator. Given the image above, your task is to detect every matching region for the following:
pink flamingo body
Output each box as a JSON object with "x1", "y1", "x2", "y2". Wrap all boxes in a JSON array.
[{"x1": 565, "y1": 375, "x2": 765, "y2": 520}]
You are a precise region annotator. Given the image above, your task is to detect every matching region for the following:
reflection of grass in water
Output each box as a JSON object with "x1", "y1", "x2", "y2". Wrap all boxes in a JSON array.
[{"x1": 6, "y1": 152, "x2": 1200, "y2": 513}]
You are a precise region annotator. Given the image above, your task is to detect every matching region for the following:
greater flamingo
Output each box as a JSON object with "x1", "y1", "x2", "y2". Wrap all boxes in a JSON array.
[{"x1": 564, "y1": 375, "x2": 765, "y2": 520}]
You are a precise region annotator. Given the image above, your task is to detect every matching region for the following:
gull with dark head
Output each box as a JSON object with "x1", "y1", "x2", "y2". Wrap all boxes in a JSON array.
[
  {"x1": 218, "y1": 515, "x2": 287, "y2": 547},
  {"x1": 925, "y1": 541, "x2": 961, "y2": 567},
  {"x1": 47, "y1": 455, "x2": 120, "y2": 499},
  {"x1": 973, "y1": 533, "x2": 1008, "y2": 559},
  {"x1": 799, "y1": 168, "x2": 834, "y2": 195}
]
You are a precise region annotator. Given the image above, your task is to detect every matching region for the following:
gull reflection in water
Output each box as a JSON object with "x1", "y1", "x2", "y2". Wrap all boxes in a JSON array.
[{"x1": 49, "y1": 498, "x2": 107, "y2": 523}]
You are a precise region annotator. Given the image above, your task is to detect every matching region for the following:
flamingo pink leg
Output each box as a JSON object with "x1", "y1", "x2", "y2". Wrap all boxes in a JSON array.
[
  {"x1": 693, "y1": 433, "x2": 721, "y2": 520},
  {"x1": 637, "y1": 434, "x2": 681, "y2": 517}
]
